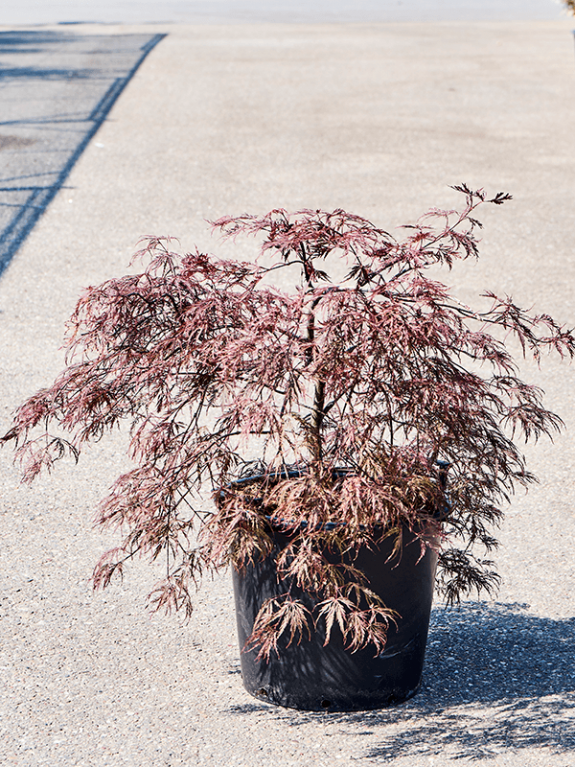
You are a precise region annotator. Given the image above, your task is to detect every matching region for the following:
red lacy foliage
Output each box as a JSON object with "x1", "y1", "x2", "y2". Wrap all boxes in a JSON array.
[{"x1": 3, "y1": 186, "x2": 574, "y2": 657}]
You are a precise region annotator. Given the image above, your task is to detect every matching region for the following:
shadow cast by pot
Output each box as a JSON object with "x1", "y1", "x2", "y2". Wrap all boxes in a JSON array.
[
  {"x1": 353, "y1": 602, "x2": 575, "y2": 759},
  {"x1": 227, "y1": 602, "x2": 575, "y2": 759}
]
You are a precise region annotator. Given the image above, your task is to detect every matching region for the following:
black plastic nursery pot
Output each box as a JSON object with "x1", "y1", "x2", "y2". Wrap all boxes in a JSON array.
[{"x1": 232, "y1": 523, "x2": 438, "y2": 712}]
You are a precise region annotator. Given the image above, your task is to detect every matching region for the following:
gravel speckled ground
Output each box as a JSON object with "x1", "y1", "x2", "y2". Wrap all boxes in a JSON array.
[{"x1": 1, "y1": 19, "x2": 575, "y2": 766}]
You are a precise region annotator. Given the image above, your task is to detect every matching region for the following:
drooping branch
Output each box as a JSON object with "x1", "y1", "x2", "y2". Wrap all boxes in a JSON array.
[{"x1": 3, "y1": 188, "x2": 574, "y2": 655}]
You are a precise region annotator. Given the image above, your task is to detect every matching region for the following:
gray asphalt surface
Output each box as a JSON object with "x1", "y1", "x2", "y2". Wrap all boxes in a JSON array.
[{"x1": 0, "y1": 11, "x2": 575, "y2": 767}]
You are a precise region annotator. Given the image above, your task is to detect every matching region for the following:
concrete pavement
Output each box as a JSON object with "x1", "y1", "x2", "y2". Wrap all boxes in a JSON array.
[
  {"x1": 0, "y1": 30, "x2": 164, "y2": 275},
  {"x1": 1, "y1": 0, "x2": 569, "y2": 25},
  {"x1": 1, "y1": 16, "x2": 575, "y2": 767}
]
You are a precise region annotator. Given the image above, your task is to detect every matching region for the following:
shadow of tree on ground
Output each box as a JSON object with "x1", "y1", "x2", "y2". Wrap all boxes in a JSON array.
[
  {"x1": 229, "y1": 602, "x2": 575, "y2": 760},
  {"x1": 348, "y1": 603, "x2": 575, "y2": 760}
]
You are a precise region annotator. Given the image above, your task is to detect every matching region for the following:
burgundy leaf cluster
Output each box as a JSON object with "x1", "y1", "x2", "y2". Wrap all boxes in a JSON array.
[{"x1": 3, "y1": 186, "x2": 573, "y2": 658}]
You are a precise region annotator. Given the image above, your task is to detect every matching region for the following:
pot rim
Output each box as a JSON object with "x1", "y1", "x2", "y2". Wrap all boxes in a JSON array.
[{"x1": 217, "y1": 464, "x2": 449, "y2": 528}]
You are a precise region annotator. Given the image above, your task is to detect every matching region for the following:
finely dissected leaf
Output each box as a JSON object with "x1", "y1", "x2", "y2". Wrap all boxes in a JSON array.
[
  {"x1": 3, "y1": 188, "x2": 574, "y2": 657},
  {"x1": 245, "y1": 596, "x2": 313, "y2": 661},
  {"x1": 317, "y1": 587, "x2": 399, "y2": 655}
]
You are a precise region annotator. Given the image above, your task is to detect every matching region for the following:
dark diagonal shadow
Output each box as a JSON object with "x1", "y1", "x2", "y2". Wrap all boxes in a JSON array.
[
  {"x1": 228, "y1": 603, "x2": 575, "y2": 760},
  {"x1": 0, "y1": 29, "x2": 80, "y2": 52},
  {"x1": 0, "y1": 30, "x2": 166, "y2": 278},
  {"x1": 0, "y1": 66, "x2": 96, "y2": 79}
]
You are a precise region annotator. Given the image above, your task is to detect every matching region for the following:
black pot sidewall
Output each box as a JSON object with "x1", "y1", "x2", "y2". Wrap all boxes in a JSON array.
[{"x1": 232, "y1": 525, "x2": 438, "y2": 712}]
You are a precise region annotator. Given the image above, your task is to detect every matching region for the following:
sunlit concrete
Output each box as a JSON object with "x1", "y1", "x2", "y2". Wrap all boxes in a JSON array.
[
  {"x1": 1, "y1": 15, "x2": 575, "y2": 767},
  {"x1": 2, "y1": 0, "x2": 568, "y2": 25}
]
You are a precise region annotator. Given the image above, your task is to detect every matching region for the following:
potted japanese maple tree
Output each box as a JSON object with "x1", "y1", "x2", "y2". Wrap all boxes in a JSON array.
[{"x1": 3, "y1": 185, "x2": 573, "y2": 711}]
